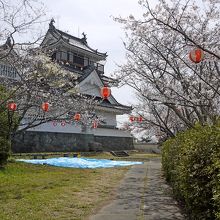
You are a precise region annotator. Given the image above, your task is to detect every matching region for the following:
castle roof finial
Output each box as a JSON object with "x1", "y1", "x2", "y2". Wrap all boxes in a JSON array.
[
  {"x1": 82, "y1": 32, "x2": 87, "y2": 43},
  {"x1": 49, "y1": 18, "x2": 55, "y2": 29},
  {"x1": 6, "y1": 37, "x2": 12, "y2": 47}
]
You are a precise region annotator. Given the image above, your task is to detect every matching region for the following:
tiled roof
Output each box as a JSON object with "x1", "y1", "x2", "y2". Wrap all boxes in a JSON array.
[
  {"x1": 45, "y1": 20, "x2": 107, "y2": 58},
  {"x1": 81, "y1": 92, "x2": 132, "y2": 111},
  {"x1": 77, "y1": 65, "x2": 96, "y2": 83}
]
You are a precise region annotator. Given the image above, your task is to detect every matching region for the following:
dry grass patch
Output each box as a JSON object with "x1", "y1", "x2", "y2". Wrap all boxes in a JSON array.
[
  {"x1": 0, "y1": 161, "x2": 129, "y2": 220},
  {"x1": 88, "y1": 152, "x2": 160, "y2": 161}
]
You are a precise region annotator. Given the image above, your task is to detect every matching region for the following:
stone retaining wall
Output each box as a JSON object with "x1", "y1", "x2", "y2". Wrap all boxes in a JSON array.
[
  {"x1": 12, "y1": 131, "x2": 134, "y2": 153},
  {"x1": 94, "y1": 135, "x2": 134, "y2": 151}
]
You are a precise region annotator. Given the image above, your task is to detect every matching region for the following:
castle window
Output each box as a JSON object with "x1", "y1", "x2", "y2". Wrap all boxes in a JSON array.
[
  {"x1": 56, "y1": 51, "x2": 61, "y2": 60},
  {"x1": 97, "y1": 64, "x2": 104, "y2": 72},
  {"x1": 73, "y1": 54, "x2": 84, "y2": 66},
  {"x1": 84, "y1": 57, "x2": 89, "y2": 66},
  {"x1": 68, "y1": 52, "x2": 73, "y2": 63},
  {"x1": 61, "y1": 51, "x2": 67, "y2": 61},
  {"x1": 89, "y1": 60, "x2": 94, "y2": 66}
]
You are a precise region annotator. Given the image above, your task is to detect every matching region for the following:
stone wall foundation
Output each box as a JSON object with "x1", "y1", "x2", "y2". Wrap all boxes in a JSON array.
[{"x1": 12, "y1": 131, "x2": 134, "y2": 153}]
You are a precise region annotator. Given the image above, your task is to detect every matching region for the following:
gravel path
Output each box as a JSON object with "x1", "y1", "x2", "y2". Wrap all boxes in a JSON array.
[{"x1": 89, "y1": 158, "x2": 186, "y2": 220}]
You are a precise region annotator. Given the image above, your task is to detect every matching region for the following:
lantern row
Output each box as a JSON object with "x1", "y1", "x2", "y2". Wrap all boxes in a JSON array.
[
  {"x1": 9, "y1": 104, "x2": 97, "y2": 126},
  {"x1": 7, "y1": 102, "x2": 50, "y2": 112},
  {"x1": 7, "y1": 85, "x2": 112, "y2": 112},
  {"x1": 51, "y1": 120, "x2": 98, "y2": 128},
  {"x1": 129, "y1": 116, "x2": 143, "y2": 122},
  {"x1": 8, "y1": 101, "x2": 82, "y2": 122}
]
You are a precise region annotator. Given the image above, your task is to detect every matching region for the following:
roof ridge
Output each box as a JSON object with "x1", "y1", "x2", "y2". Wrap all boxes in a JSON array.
[
  {"x1": 55, "y1": 28, "x2": 107, "y2": 56},
  {"x1": 55, "y1": 28, "x2": 84, "y2": 42},
  {"x1": 42, "y1": 20, "x2": 107, "y2": 58},
  {"x1": 49, "y1": 21, "x2": 107, "y2": 57},
  {"x1": 85, "y1": 42, "x2": 107, "y2": 56}
]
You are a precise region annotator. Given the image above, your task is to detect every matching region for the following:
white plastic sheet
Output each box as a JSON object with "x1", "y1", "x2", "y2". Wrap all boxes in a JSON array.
[{"x1": 17, "y1": 157, "x2": 143, "y2": 168}]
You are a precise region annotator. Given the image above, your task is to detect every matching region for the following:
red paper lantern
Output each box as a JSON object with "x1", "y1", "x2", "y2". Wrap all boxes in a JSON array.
[
  {"x1": 100, "y1": 86, "x2": 111, "y2": 99},
  {"x1": 42, "y1": 102, "x2": 49, "y2": 112},
  {"x1": 130, "y1": 116, "x2": 143, "y2": 122},
  {"x1": 189, "y1": 49, "x2": 204, "y2": 63},
  {"x1": 129, "y1": 116, "x2": 135, "y2": 122},
  {"x1": 92, "y1": 121, "x2": 98, "y2": 129},
  {"x1": 138, "y1": 116, "x2": 143, "y2": 122},
  {"x1": 61, "y1": 121, "x2": 66, "y2": 127},
  {"x1": 52, "y1": 121, "x2": 57, "y2": 126},
  {"x1": 8, "y1": 102, "x2": 17, "y2": 111},
  {"x1": 74, "y1": 113, "x2": 81, "y2": 121}
]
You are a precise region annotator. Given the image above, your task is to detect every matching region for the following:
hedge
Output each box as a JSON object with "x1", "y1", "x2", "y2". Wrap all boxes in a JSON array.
[{"x1": 162, "y1": 121, "x2": 220, "y2": 219}]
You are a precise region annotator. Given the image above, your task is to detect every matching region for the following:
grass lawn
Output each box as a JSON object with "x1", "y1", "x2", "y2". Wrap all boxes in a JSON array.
[{"x1": 0, "y1": 161, "x2": 129, "y2": 220}]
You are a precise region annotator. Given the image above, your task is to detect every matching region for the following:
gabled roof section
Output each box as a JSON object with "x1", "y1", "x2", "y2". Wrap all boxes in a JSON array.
[
  {"x1": 88, "y1": 95, "x2": 132, "y2": 113},
  {"x1": 77, "y1": 67, "x2": 132, "y2": 113},
  {"x1": 41, "y1": 19, "x2": 107, "y2": 60},
  {"x1": 77, "y1": 65, "x2": 96, "y2": 83}
]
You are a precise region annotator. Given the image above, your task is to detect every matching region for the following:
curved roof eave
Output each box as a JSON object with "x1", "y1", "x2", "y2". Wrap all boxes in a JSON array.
[
  {"x1": 76, "y1": 67, "x2": 132, "y2": 111},
  {"x1": 95, "y1": 105, "x2": 132, "y2": 114},
  {"x1": 41, "y1": 27, "x2": 107, "y2": 59},
  {"x1": 55, "y1": 28, "x2": 107, "y2": 57},
  {"x1": 42, "y1": 38, "x2": 107, "y2": 60}
]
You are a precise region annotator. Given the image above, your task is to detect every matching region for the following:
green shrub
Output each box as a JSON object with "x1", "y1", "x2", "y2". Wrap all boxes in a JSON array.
[{"x1": 162, "y1": 122, "x2": 220, "y2": 219}]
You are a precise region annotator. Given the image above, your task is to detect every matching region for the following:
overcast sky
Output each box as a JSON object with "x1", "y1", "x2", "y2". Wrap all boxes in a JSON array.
[{"x1": 43, "y1": 0, "x2": 153, "y2": 124}]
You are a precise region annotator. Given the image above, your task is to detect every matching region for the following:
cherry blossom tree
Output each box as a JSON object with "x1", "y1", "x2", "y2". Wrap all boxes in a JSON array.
[
  {"x1": 1, "y1": 48, "x2": 100, "y2": 139},
  {"x1": 0, "y1": 1, "x2": 103, "y2": 164},
  {"x1": 0, "y1": 44, "x2": 102, "y2": 165},
  {"x1": 0, "y1": 0, "x2": 46, "y2": 59},
  {"x1": 0, "y1": 0, "x2": 48, "y2": 164},
  {"x1": 0, "y1": 1, "x2": 102, "y2": 142},
  {"x1": 115, "y1": 0, "x2": 220, "y2": 139}
]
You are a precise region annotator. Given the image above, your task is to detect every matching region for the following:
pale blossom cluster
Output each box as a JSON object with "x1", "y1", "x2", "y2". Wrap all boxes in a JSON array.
[{"x1": 115, "y1": 0, "x2": 220, "y2": 139}]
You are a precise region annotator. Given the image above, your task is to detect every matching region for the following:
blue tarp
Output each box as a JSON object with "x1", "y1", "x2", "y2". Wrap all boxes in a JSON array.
[{"x1": 17, "y1": 157, "x2": 143, "y2": 168}]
